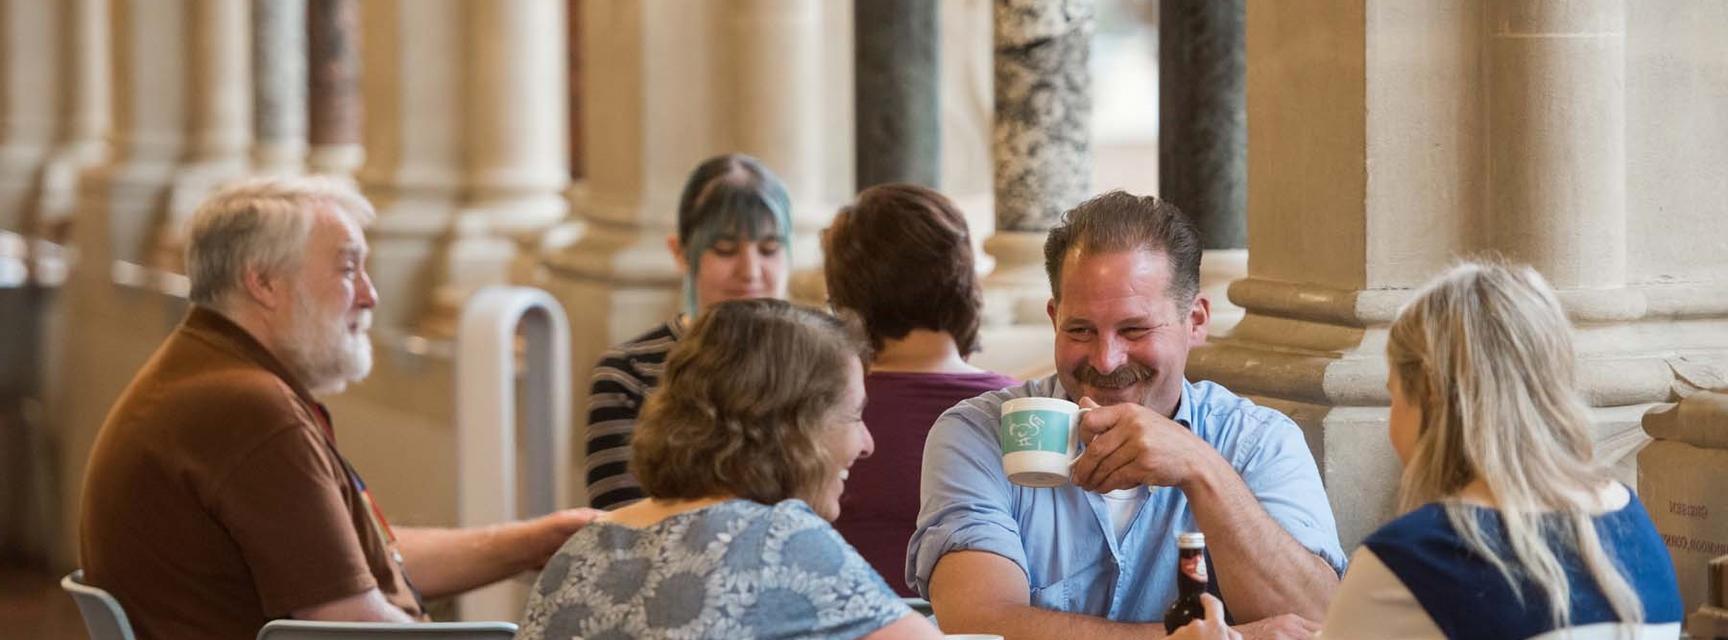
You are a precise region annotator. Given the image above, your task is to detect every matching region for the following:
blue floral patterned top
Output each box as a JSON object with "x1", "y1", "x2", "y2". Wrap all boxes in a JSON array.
[{"x1": 519, "y1": 499, "x2": 911, "y2": 640}]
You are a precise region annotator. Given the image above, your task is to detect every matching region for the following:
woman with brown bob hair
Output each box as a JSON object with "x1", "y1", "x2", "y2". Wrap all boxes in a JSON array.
[
  {"x1": 823, "y1": 183, "x2": 1017, "y2": 596},
  {"x1": 520, "y1": 299, "x2": 942, "y2": 640}
]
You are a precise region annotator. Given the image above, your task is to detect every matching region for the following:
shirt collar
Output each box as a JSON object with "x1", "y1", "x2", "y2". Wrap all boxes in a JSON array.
[
  {"x1": 181, "y1": 305, "x2": 322, "y2": 409},
  {"x1": 1045, "y1": 374, "x2": 1197, "y2": 429}
]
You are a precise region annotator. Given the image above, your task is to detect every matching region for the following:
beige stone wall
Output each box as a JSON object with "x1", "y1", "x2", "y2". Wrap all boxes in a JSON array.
[
  {"x1": 1627, "y1": 2, "x2": 1728, "y2": 287},
  {"x1": 1212, "y1": 0, "x2": 1728, "y2": 552}
]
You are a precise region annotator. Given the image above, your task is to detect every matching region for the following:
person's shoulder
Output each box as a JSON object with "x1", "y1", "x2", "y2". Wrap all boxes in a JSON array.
[
  {"x1": 596, "y1": 319, "x2": 681, "y2": 363},
  {"x1": 121, "y1": 348, "x2": 310, "y2": 438},
  {"x1": 766, "y1": 499, "x2": 832, "y2": 529},
  {"x1": 1188, "y1": 378, "x2": 1294, "y2": 427},
  {"x1": 1361, "y1": 503, "x2": 1459, "y2": 559}
]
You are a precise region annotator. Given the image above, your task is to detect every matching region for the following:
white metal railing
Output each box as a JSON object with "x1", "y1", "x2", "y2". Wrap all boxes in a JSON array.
[{"x1": 455, "y1": 286, "x2": 572, "y2": 622}]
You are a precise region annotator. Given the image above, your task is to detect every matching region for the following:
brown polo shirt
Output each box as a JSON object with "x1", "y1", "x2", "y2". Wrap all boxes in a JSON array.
[{"x1": 80, "y1": 306, "x2": 423, "y2": 640}]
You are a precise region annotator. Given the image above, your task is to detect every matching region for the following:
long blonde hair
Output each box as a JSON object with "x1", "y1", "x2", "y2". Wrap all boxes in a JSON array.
[{"x1": 1387, "y1": 261, "x2": 1641, "y2": 629}]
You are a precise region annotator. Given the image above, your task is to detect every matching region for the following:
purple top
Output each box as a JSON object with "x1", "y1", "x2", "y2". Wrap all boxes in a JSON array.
[{"x1": 835, "y1": 369, "x2": 1019, "y2": 596}]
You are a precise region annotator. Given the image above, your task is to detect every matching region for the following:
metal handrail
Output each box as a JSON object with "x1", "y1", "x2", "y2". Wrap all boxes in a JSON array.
[{"x1": 454, "y1": 286, "x2": 572, "y2": 622}]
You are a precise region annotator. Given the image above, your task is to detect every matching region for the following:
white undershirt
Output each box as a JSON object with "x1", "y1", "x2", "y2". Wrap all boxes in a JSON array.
[{"x1": 1100, "y1": 486, "x2": 1149, "y2": 542}]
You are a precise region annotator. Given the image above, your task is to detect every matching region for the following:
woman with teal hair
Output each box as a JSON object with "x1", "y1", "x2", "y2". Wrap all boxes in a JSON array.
[{"x1": 584, "y1": 153, "x2": 794, "y2": 510}]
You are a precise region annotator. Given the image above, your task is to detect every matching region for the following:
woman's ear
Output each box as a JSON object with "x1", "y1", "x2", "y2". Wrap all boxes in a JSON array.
[{"x1": 665, "y1": 233, "x2": 689, "y2": 272}]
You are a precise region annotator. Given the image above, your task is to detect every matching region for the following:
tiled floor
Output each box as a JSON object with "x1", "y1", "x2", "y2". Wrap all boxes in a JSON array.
[{"x1": 0, "y1": 565, "x2": 85, "y2": 640}]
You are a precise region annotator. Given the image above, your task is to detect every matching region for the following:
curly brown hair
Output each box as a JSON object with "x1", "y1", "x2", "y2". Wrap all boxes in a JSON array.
[
  {"x1": 822, "y1": 183, "x2": 983, "y2": 355},
  {"x1": 631, "y1": 299, "x2": 869, "y2": 506}
]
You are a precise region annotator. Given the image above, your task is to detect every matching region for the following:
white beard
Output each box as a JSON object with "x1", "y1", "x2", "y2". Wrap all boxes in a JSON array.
[{"x1": 280, "y1": 285, "x2": 373, "y2": 396}]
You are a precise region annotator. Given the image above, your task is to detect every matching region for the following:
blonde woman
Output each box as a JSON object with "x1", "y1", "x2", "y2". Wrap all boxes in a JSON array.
[
  {"x1": 521, "y1": 299, "x2": 942, "y2": 640},
  {"x1": 1168, "y1": 262, "x2": 1682, "y2": 640},
  {"x1": 1319, "y1": 262, "x2": 1682, "y2": 638}
]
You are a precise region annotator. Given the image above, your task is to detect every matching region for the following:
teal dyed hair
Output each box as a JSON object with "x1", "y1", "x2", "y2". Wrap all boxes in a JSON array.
[{"x1": 676, "y1": 154, "x2": 793, "y2": 314}]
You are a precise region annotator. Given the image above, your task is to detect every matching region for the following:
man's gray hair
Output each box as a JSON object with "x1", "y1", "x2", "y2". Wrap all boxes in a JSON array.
[{"x1": 185, "y1": 176, "x2": 376, "y2": 308}]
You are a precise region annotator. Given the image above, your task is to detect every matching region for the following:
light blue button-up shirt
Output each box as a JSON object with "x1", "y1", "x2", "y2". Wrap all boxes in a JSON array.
[{"x1": 907, "y1": 375, "x2": 1347, "y2": 622}]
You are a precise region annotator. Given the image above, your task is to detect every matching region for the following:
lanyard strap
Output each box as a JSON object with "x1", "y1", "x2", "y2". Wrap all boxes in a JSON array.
[{"x1": 309, "y1": 404, "x2": 428, "y2": 614}]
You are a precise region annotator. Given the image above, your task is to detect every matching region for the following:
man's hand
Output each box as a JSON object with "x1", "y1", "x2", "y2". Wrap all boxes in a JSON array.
[
  {"x1": 1069, "y1": 397, "x2": 1217, "y2": 492},
  {"x1": 1166, "y1": 594, "x2": 1243, "y2": 640},
  {"x1": 1232, "y1": 614, "x2": 1320, "y2": 640},
  {"x1": 521, "y1": 508, "x2": 603, "y2": 569}
]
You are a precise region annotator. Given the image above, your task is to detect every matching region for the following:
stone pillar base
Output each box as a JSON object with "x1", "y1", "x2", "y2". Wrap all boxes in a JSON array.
[
  {"x1": 309, "y1": 144, "x2": 365, "y2": 177},
  {"x1": 1192, "y1": 277, "x2": 1728, "y2": 548},
  {"x1": 981, "y1": 229, "x2": 1050, "y2": 326}
]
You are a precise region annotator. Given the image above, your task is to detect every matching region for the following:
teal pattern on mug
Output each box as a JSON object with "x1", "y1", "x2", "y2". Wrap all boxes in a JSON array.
[{"x1": 1000, "y1": 409, "x2": 1073, "y2": 454}]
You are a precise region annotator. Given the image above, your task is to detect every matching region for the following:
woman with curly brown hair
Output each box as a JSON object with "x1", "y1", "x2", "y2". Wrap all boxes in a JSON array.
[
  {"x1": 823, "y1": 183, "x2": 1017, "y2": 596},
  {"x1": 521, "y1": 299, "x2": 942, "y2": 640}
]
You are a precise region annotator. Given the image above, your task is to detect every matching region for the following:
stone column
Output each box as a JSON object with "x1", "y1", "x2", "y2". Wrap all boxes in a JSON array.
[
  {"x1": 1486, "y1": 1, "x2": 1635, "y2": 320},
  {"x1": 419, "y1": 0, "x2": 571, "y2": 337},
  {"x1": 1189, "y1": 0, "x2": 1728, "y2": 551},
  {"x1": 723, "y1": 0, "x2": 849, "y2": 303},
  {"x1": 1159, "y1": 0, "x2": 1245, "y2": 250},
  {"x1": 567, "y1": 0, "x2": 583, "y2": 181},
  {"x1": 252, "y1": 0, "x2": 307, "y2": 174},
  {"x1": 32, "y1": 0, "x2": 111, "y2": 257},
  {"x1": 308, "y1": 0, "x2": 364, "y2": 176},
  {"x1": 0, "y1": 0, "x2": 63, "y2": 237},
  {"x1": 982, "y1": 0, "x2": 1094, "y2": 325},
  {"x1": 854, "y1": 0, "x2": 940, "y2": 189},
  {"x1": 356, "y1": 0, "x2": 465, "y2": 333},
  {"x1": 544, "y1": 0, "x2": 728, "y2": 507},
  {"x1": 153, "y1": 0, "x2": 250, "y2": 277},
  {"x1": 90, "y1": 0, "x2": 191, "y2": 272}
]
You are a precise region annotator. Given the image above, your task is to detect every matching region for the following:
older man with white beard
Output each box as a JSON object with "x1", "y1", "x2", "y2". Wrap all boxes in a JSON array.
[{"x1": 78, "y1": 177, "x2": 601, "y2": 640}]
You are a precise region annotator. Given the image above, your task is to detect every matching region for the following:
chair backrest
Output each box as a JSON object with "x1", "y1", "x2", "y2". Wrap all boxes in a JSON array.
[
  {"x1": 257, "y1": 620, "x2": 518, "y2": 640},
  {"x1": 60, "y1": 570, "x2": 137, "y2": 640}
]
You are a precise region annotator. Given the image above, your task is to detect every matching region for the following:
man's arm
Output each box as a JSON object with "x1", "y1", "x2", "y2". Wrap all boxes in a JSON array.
[
  {"x1": 929, "y1": 551, "x2": 1166, "y2": 640},
  {"x1": 394, "y1": 508, "x2": 600, "y2": 600},
  {"x1": 291, "y1": 589, "x2": 417, "y2": 623},
  {"x1": 1182, "y1": 454, "x2": 1337, "y2": 622},
  {"x1": 1072, "y1": 401, "x2": 1339, "y2": 622}
]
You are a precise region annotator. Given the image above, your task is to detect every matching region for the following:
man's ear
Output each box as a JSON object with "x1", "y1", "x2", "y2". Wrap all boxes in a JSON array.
[
  {"x1": 665, "y1": 233, "x2": 688, "y2": 273},
  {"x1": 1187, "y1": 294, "x2": 1211, "y2": 347},
  {"x1": 241, "y1": 266, "x2": 285, "y2": 311},
  {"x1": 1046, "y1": 297, "x2": 1059, "y2": 329}
]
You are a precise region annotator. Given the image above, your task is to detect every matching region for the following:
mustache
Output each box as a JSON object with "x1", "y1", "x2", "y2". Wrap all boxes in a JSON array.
[{"x1": 1073, "y1": 363, "x2": 1155, "y2": 389}]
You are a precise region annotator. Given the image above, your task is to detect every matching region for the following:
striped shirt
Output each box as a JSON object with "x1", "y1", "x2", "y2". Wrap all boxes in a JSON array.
[{"x1": 584, "y1": 317, "x2": 685, "y2": 510}]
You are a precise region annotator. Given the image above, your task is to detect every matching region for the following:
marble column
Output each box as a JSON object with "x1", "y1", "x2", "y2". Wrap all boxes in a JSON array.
[
  {"x1": 356, "y1": 0, "x2": 465, "y2": 333},
  {"x1": 252, "y1": 0, "x2": 307, "y2": 174},
  {"x1": 308, "y1": 0, "x2": 364, "y2": 176},
  {"x1": 153, "y1": 0, "x2": 251, "y2": 278},
  {"x1": 419, "y1": 0, "x2": 571, "y2": 338},
  {"x1": 1189, "y1": 0, "x2": 1728, "y2": 550},
  {"x1": 1159, "y1": 0, "x2": 1245, "y2": 250},
  {"x1": 982, "y1": 0, "x2": 1094, "y2": 325},
  {"x1": 854, "y1": 0, "x2": 940, "y2": 189}
]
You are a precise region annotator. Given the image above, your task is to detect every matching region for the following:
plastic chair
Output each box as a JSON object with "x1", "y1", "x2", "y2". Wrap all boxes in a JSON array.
[
  {"x1": 257, "y1": 620, "x2": 518, "y2": 640},
  {"x1": 60, "y1": 570, "x2": 137, "y2": 640}
]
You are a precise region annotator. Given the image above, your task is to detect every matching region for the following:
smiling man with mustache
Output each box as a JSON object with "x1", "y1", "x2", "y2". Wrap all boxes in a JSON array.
[{"x1": 908, "y1": 191, "x2": 1347, "y2": 640}]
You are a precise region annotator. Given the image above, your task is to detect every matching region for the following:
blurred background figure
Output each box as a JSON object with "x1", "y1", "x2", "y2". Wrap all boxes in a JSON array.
[
  {"x1": 823, "y1": 183, "x2": 1017, "y2": 595},
  {"x1": 584, "y1": 153, "x2": 793, "y2": 510}
]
